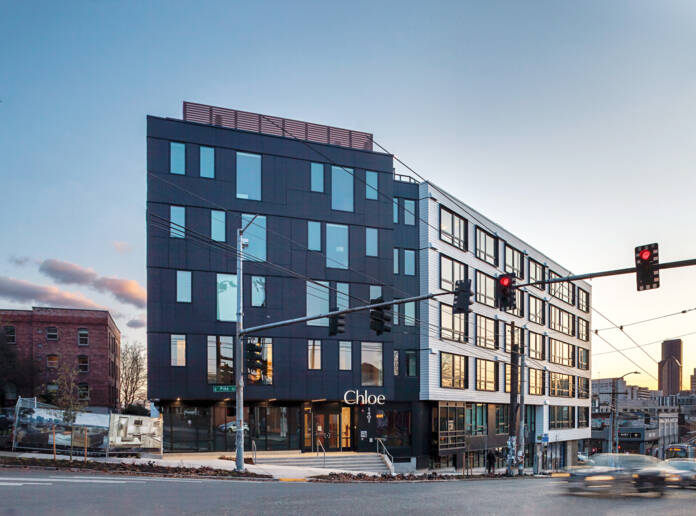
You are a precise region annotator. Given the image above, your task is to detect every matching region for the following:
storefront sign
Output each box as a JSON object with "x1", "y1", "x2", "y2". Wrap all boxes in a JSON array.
[
  {"x1": 343, "y1": 389, "x2": 385, "y2": 406},
  {"x1": 213, "y1": 385, "x2": 236, "y2": 393}
]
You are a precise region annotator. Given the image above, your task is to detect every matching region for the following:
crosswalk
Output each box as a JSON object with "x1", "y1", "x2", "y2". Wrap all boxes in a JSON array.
[{"x1": 0, "y1": 475, "x2": 207, "y2": 487}]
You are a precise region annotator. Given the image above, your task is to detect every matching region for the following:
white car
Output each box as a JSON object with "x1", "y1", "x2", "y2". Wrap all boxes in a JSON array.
[{"x1": 217, "y1": 421, "x2": 249, "y2": 433}]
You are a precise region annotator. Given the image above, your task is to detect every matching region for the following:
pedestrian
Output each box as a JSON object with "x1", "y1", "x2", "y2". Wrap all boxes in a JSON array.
[{"x1": 486, "y1": 449, "x2": 496, "y2": 475}]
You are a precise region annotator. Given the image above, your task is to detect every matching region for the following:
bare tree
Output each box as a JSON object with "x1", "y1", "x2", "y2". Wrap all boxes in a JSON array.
[
  {"x1": 120, "y1": 341, "x2": 147, "y2": 409},
  {"x1": 53, "y1": 359, "x2": 88, "y2": 460}
]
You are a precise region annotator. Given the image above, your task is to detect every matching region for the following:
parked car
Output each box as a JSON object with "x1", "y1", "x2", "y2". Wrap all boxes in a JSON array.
[
  {"x1": 577, "y1": 452, "x2": 589, "y2": 464},
  {"x1": 664, "y1": 459, "x2": 696, "y2": 488},
  {"x1": 216, "y1": 421, "x2": 249, "y2": 433}
]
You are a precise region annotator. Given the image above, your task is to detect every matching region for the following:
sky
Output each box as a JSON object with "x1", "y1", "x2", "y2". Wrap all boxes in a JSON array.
[{"x1": 1, "y1": 0, "x2": 695, "y2": 390}]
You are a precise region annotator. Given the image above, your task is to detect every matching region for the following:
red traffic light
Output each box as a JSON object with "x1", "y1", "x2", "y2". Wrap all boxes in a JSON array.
[
  {"x1": 499, "y1": 276, "x2": 511, "y2": 287},
  {"x1": 639, "y1": 249, "x2": 652, "y2": 261}
]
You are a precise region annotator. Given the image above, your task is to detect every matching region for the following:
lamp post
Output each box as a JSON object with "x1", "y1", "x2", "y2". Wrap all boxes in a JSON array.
[{"x1": 612, "y1": 371, "x2": 640, "y2": 454}]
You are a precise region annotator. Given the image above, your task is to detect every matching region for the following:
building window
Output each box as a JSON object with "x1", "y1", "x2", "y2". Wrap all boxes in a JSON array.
[
  {"x1": 505, "y1": 363, "x2": 521, "y2": 393},
  {"x1": 495, "y1": 405, "x2": 509, "y2": 434},
  {"x1": 578, "y1": 288, "x2": 590, "y2": 312},
  {"x1": 404, "y1": 302, "x2": 416, "y2": 326},
  {"x1": 241, "y1": 214, "x2": 267, "y2": 262},
  {"x1": 369, "y1": 285, "x2": 382, "y2": 301},
  {"x1": 578, "y1": 407, "x2": 589, "y2": 428},
  {"x1": 549, "y1": 338, "x2": 575, "y2": 367},
  {"x1": 403, "y1": 250, "x2": 416, "y2": 275},
  {"x1": 578, "y1": 347, "x2": 589, "y2": 370},
  {"x1": 466, "y1": 403, "x2": 488, "y2": 435},
  {"x1": 393, "y1": 350, "x2": 400, "y2": 376},
  {"x1": 529, "y1": 332, "x2": 544, "y2": 360},
  {"x1": 170, "y1": 142, "x2": 185, "y2": 175},
  {"x1": 439, "y1": 206, "x2": 466, "y2": 250},
  {"x1": 78, "y1": 355, "x2": 89, "y2": 373},
  {"x1": 46, "y1": 354, "x2": 58, "y2": 368},
  {"x1": 529, "y1": 368, "x2": 544, "y2": 395},
  {"x1": 77, "y1": 383, "x2": 90, "y2": 401},
  {"x1": 306, "y1": 281, "x2": 329, "y2": 327},
  {"x1": 216, "y1": 274, "x2": 237, "y2": 322},
  {"x1": 366, "y1": 228, "x2": 379, "y2": 257},
  {"x1": 476, "y1": 314, "x2": 497, "y2": 350},
  {"x1": 505, "y1": 290, "x2": 524, "y2": 318},
  {"x1": 177, "y1": 270, "x2": 192, "y2": 303},
  {"x1": 77, "y1": 328, "x2": 89, "y2": 346},
  {"x1": 504, "y1": 323, "x2": 523, "y2": 353},
  {"x1": 308, "y1": 221, "x2": 322, "y2": 251},
  {"x1": 393, "y1": 248, "x2": 399, "y2": 274},
  {"x1": 475, "y1": 271, "x2": 496, "y2": 307},
  {"x1": 211, "y1": 210, "x2": 226, "y2": 242},
  {"x1": 549, "y1": 271, "x2": 574, "y2": 305},
  {"x1": 441, "y1": 352, "x2": 467, "y2": 389},
  {"x1": 365, "y1": 171, "x2": 378, "y2": 200},
  {"x1": 207, "y1": 336, "x2": 234, "y2": 384},
  {"x1": 476, "y1": 359, "x2": 497, "y2": 391},
  {"x1": 549, "y1": 305, "x2": 574, "y2": 336},
  {"x1": 170, "y1": 334, "x2": 186, "y2": 366},
  {"x1": 46, "y1": 327, "x2": 58, "y2": 341},
  {"x1": 549, "y1": 406, "x2": 574, "y2": 429},
  {"x1": 504, "y1": 245, "x2": 524, "y2": 279},
  {"x1": 248, "y1": 337, "x2": 273, "y2": 385},
  {"x1": 251, "y1": 276, "x2": 266, "y2": 307},
  {"x1": 170, "y1": 206, "x2": 185, "y2": 238},
  {"x1": 392, "y1": 301, "x2": 400, "y2": 326},
  {"x1": 549, "y1": 372, "x2": 574, "y2": 397},
  {"x1": 361, "y1": 342, "x2": 383, "y2": 386},
  {"x1": 440, "y1": 304, "x2": 466, "y2": 342},
  {"x1": 440, "y1": 255, "x2": 466, "y2": 292},
  {"x1": 475, "y1": 227, "x2": 497, "y2": 265},
  {"x1": 3, "y1": 326, "x2": 15, "y2": 344},
  {"x1": 529, "y1": 259, "x2": 544, "y2": 287},
  {"x1": 405, "y1": 351, "x2": 417, "y2": 377},
  {"x1": 528, "y1": 295, "x2": 545, "y2": 324},
  {"x1": 339, "y1": 341, "x2": 352, "y2": 370},
  {"x1": 578, "y1": 377, "x2": 590, "y2": 398},
  {"x1": 393, "y1": 198, "x2": 399, "y2": 223},
  {"x1": 311, "y1": 163, "x2": 324, "y2": 192},
  {"x1": 336, "y1": 282, "x2": 349, "y2": 311},
  {"x1": 331, "y1": 165, "x2": 354, "y2": 212},
  {"x1": 403, "y1": 199, "x2": 415, "y2": 225},
  {"x1": 199, "y1": 145, "x2": 214, "y2": 178},
  {"x1": 308, "y1": 340, "x2": 322, "y2": 370},
  {"x1": 326, "y1": 223, "x2": 348, "y2": 269},
  {"x1": 236, "y1": 152, "x2": 261, "y2": 200},
  {"x1": 577, "y1": 317, "x2": 589, "y2": 342}
]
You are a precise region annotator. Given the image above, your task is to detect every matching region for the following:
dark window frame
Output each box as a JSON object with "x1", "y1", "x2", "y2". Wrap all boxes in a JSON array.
[
  {"x1": 440, "y1": 303, "x2": 467, "y2": 343},
  {"x1": 440, "y1": 352, "x2": 468, "y2": 389},
  {"x1": 475, "y1": 358, "x2": 498, "y2": 391},
  {"x1": 504, "y1": 244, "x2": 524, "y2": 279},
  {"x1": 475, "y1": 227, "x2": 498, "y2": 266},
  {"x1": 439, "y1": 205, "x2": 467, "y2": 251}
]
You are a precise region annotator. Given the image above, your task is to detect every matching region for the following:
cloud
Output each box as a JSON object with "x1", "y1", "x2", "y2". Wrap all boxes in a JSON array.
[
  {"x1": 9, "y1": 256, "x2": 32, "y2": 266},
  {"x1": 126, "y1": 315, "x2": 146, "y2": 329},
  {"x1": 39, "y1": 259, "x2": 97, "y2": 285},
  {"x1": 0, "y1": 276, "x2": 104, "y2": 309},
  {"x1": 112, "y1": 241, "x2": 132, "y2": 254},
  {"x1": 93, "y1": 277, "x2": 147, "y2": 309}
]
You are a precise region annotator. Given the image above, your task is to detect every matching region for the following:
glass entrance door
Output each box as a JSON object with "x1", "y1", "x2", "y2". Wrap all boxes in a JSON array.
[{"x1": 303, "y1": 405, "x2": 351, "y2": 451}]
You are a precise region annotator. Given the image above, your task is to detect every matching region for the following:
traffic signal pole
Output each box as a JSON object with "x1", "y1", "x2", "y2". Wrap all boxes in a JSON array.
[
  {"x1": 507, "y1": 320, "x2": 518, "y2": 476},
  {"x1": 235, "y1": 227, "x2": 245, "y2": 472}
]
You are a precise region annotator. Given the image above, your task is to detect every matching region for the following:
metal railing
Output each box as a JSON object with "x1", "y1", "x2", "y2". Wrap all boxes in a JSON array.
[
  {"x1": 316, "y1": 438, "x2": 326, "y2": 468},
  {"x1": 251, "y1": 440, "x2": 257, "y2": 464},
  {"x1": 376, "y1": 438, "x2": 395, "y2": 475}
]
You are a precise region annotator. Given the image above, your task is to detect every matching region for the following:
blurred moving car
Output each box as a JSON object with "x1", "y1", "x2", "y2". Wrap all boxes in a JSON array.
[
  {"x1": 577, "y1": 452, "x2": 589, "y2": 464},
  {"x1": 664, "y1": 459, "x2": 696, "y2": 488},
  {"x1": 558, "y1": 453, "x2": 668, "y2": 496}
]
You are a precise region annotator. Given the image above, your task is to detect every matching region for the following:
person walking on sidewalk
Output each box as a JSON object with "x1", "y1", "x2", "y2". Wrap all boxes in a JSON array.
[{"x1": 486, "y1": 450, "x2": 496, "y2": 475}]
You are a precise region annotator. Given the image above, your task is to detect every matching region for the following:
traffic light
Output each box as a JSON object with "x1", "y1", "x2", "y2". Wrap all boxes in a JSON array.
[
  {"x1": 635, "y1": 243, "x2": 659, "y2": 291},
  {"x1": 329, "y1": 307, "x2": 346, "y2": 336},
  {"x1": 496, "y1": 274, "x2": 517, "y2": 311},
  {"x1": 453, "y1": 279, "x2": 474, "y2": 315},
  {"x1": 246, "y1": 339, "x2": 265, "y2": 372},
  {"x1": 369, "y1": 297, "x2": 393, "y2": 336}
]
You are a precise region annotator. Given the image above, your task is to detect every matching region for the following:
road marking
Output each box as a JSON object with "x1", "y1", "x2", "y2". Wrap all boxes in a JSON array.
[{"x1": 0, "y1": 476, "x2": 133, "y2": 484}]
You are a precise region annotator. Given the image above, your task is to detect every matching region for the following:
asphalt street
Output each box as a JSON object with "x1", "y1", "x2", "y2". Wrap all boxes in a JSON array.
[{"x1": 1, "y1": 469, "x2": 695, "y2": 516}]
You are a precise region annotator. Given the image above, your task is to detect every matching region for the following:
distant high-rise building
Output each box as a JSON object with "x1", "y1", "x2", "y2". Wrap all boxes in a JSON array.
[
  {"x1": 690, "y1": 368, "x2": 696, "y2": 393},
  {"x1": 658, "y1": 339, "x2": 682, "y2": 396}
]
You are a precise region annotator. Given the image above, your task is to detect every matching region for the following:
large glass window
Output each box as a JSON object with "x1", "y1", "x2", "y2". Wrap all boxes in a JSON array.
[
  {"x1": 549, "y1": 305, "x2": 574, "y2": 336},
  {"x1": 4, "y1": 326, "x2": 16, "y2": 345},
  {"x1": 405, "y1": 351, "x2": 417, "y2": 377},
  {"x1": 361, "y1": 342, "x2": 383, "y2": 386},
  {"x1": 247, "y1": 337, "x2": 273, "y2": 385},
  {"x1": 578, "y1": 407, "x2": 589, "y2": 427},
  {"x1": 549, "y1": 373, "x2": 575, "y2": 397},
  {"x1": 528, "y1": 295, "x2": 545, "y2": 324},
  {"x1": 393, "y1": 248, "x2": 399, "y2": 274},
  {"x1": 366, "y1": 228, "x2": 379, "y2": 257},
  {"x1": 207, "y1": 336, "x2": 234, "y2": 384},
  {"x1": 336, "y1": 282, "x2": 349, "y2": 311},
  {"x1": 251, "y1": 276, "x2": 266, "y2": 307},
  {"x1": 505, "y1": 363, "x2": 521, "y2": 393},
  {"x1": 308, "y1": 340, "x2": 321, "y2": 370},
  {"x1": 476, "y1": 359, "x2": 497, "y2": 391},
  {"x1": 475, "y1": 271, "x2": 496, "y2": 307},
  {"x1": 466, "y1": 403, "x2": 488, "y2": 435},
  {"x1": 440, "y1": 304, "x2": 466, "y2": 342},
  {"x1": 578, "y1": 317, "x2": 589, "y2": 342},
  {"x1": 549, "y1": 338, "x2": 575, "y2": 367},
  {"x1": 306, "y1": 281, "x2": 329, "y2": 327},
  {"x1": 170, "y1": 206, "x2": 185, "y2": 238},
  {"x1": 475, "y1": 227, "x2": 497, "y2": 265},
  {"x1": 404, "y1": 250, "x2": 415, "y2": 275},
  {"x1": 242, "y1": 214, "x2": 266, "y2": 262},
  {"x1": 504, "y1": 323, "x2": 523, "y2": 353},
  {"x1": 176, "y1": 270, "x2": 192, "y2": 303},
  {"x1": 549, "y1": 406, "x2": 574, "y2": 429},
  {"x1": 404, "y1": 302, "x2": 416, "y2": 326},
  {"x1": 549, "y1": 270, "x2": 574, "y2": 305},
  {"x1": 578, "y1": 347, "x2": 589, "y2": 370},
  {"x1": 441, "y1": 352, "x2": 467, "y2": 389},
  {"x1": 236, "y1": 152, "x2": 261, "y2": 200},
  {"x1": 505, "y1": 289, "x2": 524, "y2": 317},
  {"x1": 578, "y1": 377, "x2": 590, "y2": 398},
  {"x1": 439, "y1": 206, "x2": 466, "y2": 250},
  {"x1": 331, "y1": 166, "x2": 354, "y2": 212},
  {"x1": 495, "y1": 405, "x2": 509, "y2": 434},
  {"x1": 393, "y1": 198, "x2": 399, "y2": 223},
  {"x1": 529, "y1": 368, "x2": 544, "y2": 395},
  {"x1": 200, "y1": 146, "x2": 214, "y2": 178},
  {"x1": 476, "y1": 314, "x2": 497, "y2": 349},
  {"x1": 440, "y1": 255, "x2": 466, "y2": 292},
  {"x1": 326, "y1": 223, "x2": 348, "y2": 269},
  {"x1": 308, "y1": 221, "x2": 321, "y2": 251},
  {"x1": 403, "y1": 199, "x2": 415, "y2": 225},
  {"x1": 393, "y1": 350, "x2": 400, "y2": 376},
  {"x1": 170, "y1": 334, "x2": 186, "y2": 366},
  {"x1": 578, "y1": 288, "x2": 590, "y2": 312},
  {"x1": 311, "y1": 163, "x2": 324, "y2": 192},
  {"x1": 365, "y1": 171, "x2": 378, "y2": 200},
  {"x1": 529, "y1": 259, "x2": 544, "y2": 287},
  {"x1": 505, "y1": 245, "x2": 524, "y2": 279},
  {"x1": 170, "y1": 142, "x2": 185, "y2": 175},
  {"x1": 211, "y1": 210, "x2": 226, "y2": 242},
  {"x1": 339, "y1": 341, "x2": 352, "y2": 370},
  {"x1": 529, "y1": 332, "x2": 544, "y2": 360},
  {"x1": 369, "y1": 285, "x2": 382, "y2": 301},
  {"x1": 216, "y1": 274, "x2": 237, "y2": 322}
]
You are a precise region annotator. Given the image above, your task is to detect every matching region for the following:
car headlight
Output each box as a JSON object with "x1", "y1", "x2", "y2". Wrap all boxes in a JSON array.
[
  {"x1": 666, "y1": 474, "x2": 682, "y2": 482},
  {"x1": 586, "y1": 475, "x2": 615, "y2": 482},
  {"x1": 632, "y1": 474, "x2": 639, "y2": 479}
]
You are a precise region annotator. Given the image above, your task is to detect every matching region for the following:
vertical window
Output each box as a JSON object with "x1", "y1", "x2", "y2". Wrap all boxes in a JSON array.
[
  {"x1": 307, "y1": 221, "x2": 321, "y2": 251},
  {"x1": 476, "y1": 359, "x2": 497, "y2": 391},
  {"x1": 369, "y1": 285, "x2": 382, "y2": 301},
  {"x1": 236, "y1": 152, "x2": 261, "y2": 200},
  {"x1": 475, "y1": 271, "x2": 496, "y2": 307},
  {"x1": 549, "y1": 372, "x2": 574, "y2": 397},
  {"x1": 440, "y1": 304, "x2": 466, "y2": 342},
  {"x1": 170, "y1": 206, "x2": 185, "y2": 238},
  {"x1": 306, "y1": 281, "x2": 329, "y2": 327},
  {"x1": 339, "y1": 341, "x2": 352, "y2": 370},
  {"x1": 440, "y1": 255, "x2": 466, "y2": 292},
  {"x1": 504, "y1": 323, "x2": 523, "y2": 353},
  {"x1": 3, "y1": 326, "x2": 15, "y2": 344},
  {"x1": 578, "y1": 407, "x2": 589, "y2": 428},
  {"x1": 529, "y1": 368, "x2": 545, "y2": 395},
  {"x1": 170, "y1": 142, "x2": 185, "y2": 175},
  {"x1": 549, "y1": 338, "x2": 575, "y2": 367},
  {"x1": 251, "y1": 276, "x2": 266, "y2": 307},
  {"x1": 46, "y1": 354, "x2": 58, "y2": 368},
  {"x1": 365, "y1": 171, "x2": 378, "y2": 200},
  {"x1": 504, "y1": 245, "x2": 524, "y2": 279},
  {"x1": 528, "y1": 295, "x2": 545, "y2": 324},
  {"x1": 505, "y1": 363, "x2": 520, "y2": 393},
  {"x1": 549, "y1": 305, "x2": 574, "y2": 336},
  {"x1": 495, "y1": 405, "x2": 510, "y2": 434},
  {"x1": 331, "y1": 165, "x2": 354, "y2": 212},
  {"x1": 200, "y1": 146, "x2": 214, "y2": 178},
  {"x1": 529, "y1": 259, "x2": 544, "y2": 286},
  {"x1": 46, "y1": 327, "x2": 58, "y2": 340},
  {"x1": 404, "y1": 250, "x2": 416, "y2": 276},
  {"x1": 440, "y1": 352, "x2": 467, "y2": 389},
  {"x1": 241, "y1": 214, "x2": 266, "y2": 262},
  {"x1": 578, "y1": 377, "x2": 590, "y2": 398},
  {"x1": 405, "y1": 351, "x2": 417, "y2": 377},
  {"x1": 207, "y1": 336, "x2": 234, "y2": 384},
  {"x1": 475, "y1": 228, "x2": 497, "y2": 265},
  {"x1": 77, "y1": 383, "x2": 90, "y2": 401},
  {"x1": 308, "y1": 340, "x2": 322, "y2": 370},
  {"x1": 393, "y1": 302, "x2": 399, "y2": 326},
  {"x1": 170, "y1": 334, "x2": 186, "y2": 366},
  {"x1": 439, "y1": 206, "x2": 467, "y2": 250},
  {"x1": 529, "y1": 332, "x2": 544, "y2": 360},
  {"x1": 311, "y1": 163, "x2": 324, "y2": 192},
  {"x1": 77, "y1": 328, "x2": 89, "y2": 346},
  {"x1": 393, "y1": 350, "x2": 400, "y2": 376},
  {"x1": 578, "y1": 288, "x2": 590, "y2": 312},
  {"x1": 403, "y1": 199, "x2": 415, "y2": 225},
  {"x1": 578, "y1": 347, "x2": 589, "y2": 370},
  {"x1": 549, "y1": 271, "x2": 575, "y2": 305},
  {"x1": 404, "y1": 302, "x2": 415, "y2": 326},
  {"x1": 336, "y1": 282, "x2": 349, "y2": 311},
  {"x1": 505, "y1": 290, "x2": 524, "y2": 318},
  {"x1": 326, "y1": 223, "x2": 349, "y2": 269},
  {"x1": 476, "y1": 315, "x2": 497, "y2": 349},
  {"x1": 211, "y1": 210, "x2": 226, "y2": 242},
  {"x1": 392, "y1": 198, "x2": 399, "y2": 223},
  {"x1": 77, "y1": 355, "x2": 89, "y2": 373},
  {"x1": 248, "y1": 337, "x2": 273, "y2": 385},
  {"x1": 177, "y1": 270, "x2": 192, "y2": 303},
  {"x1": 578, "y1": 317, "x2": 589, "y2": 342},
  {"x1": 216, "y1": 274, "x2": 237, "y2": 322},
  {"x1": 366, "y1": 228, "x2": 379, "y2": 257},
  {"x1": 361, "y1": 342, "x2": 383, "y2": 386},
  {"x1": 393, "y1": 248, "x2": 399, "y2": 274}
]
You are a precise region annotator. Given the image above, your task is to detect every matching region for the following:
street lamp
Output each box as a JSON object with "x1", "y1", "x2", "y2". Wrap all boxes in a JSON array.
[{"x1": 612, "y1": 371, "x2": 640, "y2": 454}]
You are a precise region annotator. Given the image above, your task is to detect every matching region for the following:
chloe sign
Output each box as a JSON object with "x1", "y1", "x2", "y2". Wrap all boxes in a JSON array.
[{"x1": 343, "y1": 389, "x2": 385, "y2": 406}]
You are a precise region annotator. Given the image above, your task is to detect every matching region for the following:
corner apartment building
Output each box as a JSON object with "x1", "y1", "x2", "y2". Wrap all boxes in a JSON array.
[{"x1": 147, "y1": 102, "x2": 591, "y2": 469}]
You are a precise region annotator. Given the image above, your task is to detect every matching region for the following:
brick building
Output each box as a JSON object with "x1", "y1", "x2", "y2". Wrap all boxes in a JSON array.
[{"x1": 0, "y1": 307, "x2": 120, "y2": 410}]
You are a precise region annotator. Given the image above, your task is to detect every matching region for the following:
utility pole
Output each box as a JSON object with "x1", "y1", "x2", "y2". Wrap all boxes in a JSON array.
[
  {"x1": 518, "y1": 339, "x2": 526, "y2": 476},
  {"x1": 507, "y1": 320, "x2": 518, "y2": 476},
  {"x1": 612, "y1": 378, "x2": 617, "y2": 454},
  {"x1": 235, "y1": 227, "x2": 246, "y2": 472}
]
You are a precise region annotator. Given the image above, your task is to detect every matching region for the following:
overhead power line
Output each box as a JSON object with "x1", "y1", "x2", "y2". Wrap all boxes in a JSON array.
[
  {"x1": 593, "y1": 307, "x2": 696, "y2": 332},
  {"x1": 592, "y1": 307, "x2": 658, "y2": 364}
]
